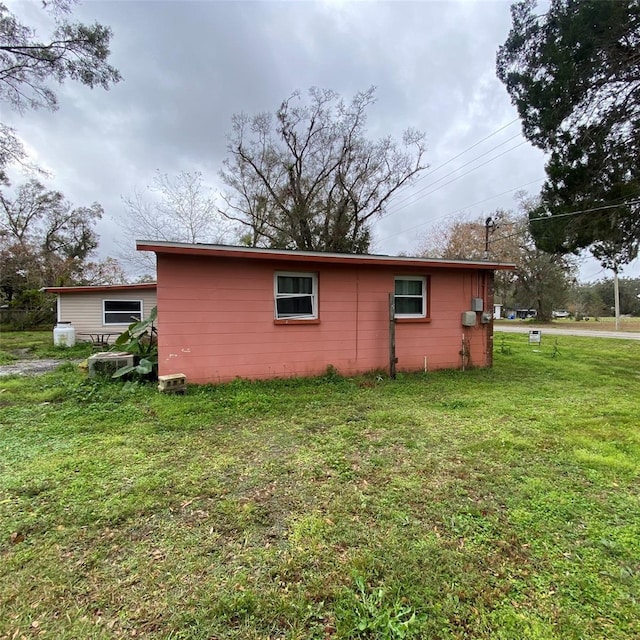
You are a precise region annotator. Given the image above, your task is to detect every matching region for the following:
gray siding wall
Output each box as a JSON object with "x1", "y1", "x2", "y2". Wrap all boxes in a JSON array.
[{"x1": 57, "y1": 290, "x2": 157, "y2": 337}]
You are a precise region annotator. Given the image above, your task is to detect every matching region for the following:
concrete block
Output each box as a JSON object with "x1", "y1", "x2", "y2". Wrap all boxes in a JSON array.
[{"x1": 158, "y1": 373, "x2": 187, "y2": 394}]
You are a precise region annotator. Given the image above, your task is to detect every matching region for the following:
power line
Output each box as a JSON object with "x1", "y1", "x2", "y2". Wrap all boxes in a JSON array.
[
  {"x1": 386, "y1": 133, "x2": 524, "y2": 211},
  {"x1": 379, "y1": 176, "x2": 546, "y2": 242},
  {"x1": 528, "y1": 199, "x2": 640, "y2": 223},
  {"x1": 380, "y1": 140, "x2": 529, "y2": 220},
  {"x1": 400, "y1": 117, "x2": 521, "y2": 189},
  {"x1": 385, "y1": 117, "x2": 522, "y2": 204},
  {"x1": 489, "y1": 197, "x2": 640, "y2": 244}
]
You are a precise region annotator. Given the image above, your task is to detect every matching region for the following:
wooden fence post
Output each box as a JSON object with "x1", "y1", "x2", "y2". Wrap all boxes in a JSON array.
[{"x1": 389, "y1": 293, "x2": 397, "y2": 380}]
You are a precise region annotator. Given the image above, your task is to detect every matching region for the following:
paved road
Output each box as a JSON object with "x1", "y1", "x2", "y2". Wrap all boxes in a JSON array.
[{"x1": 496, "y1": 325, "x2": 640, "y2": 341}]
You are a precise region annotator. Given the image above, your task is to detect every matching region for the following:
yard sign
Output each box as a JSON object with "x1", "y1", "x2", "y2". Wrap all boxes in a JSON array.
[{"x1": 529, "y1": 330, "x2": 542, "y2": 345}]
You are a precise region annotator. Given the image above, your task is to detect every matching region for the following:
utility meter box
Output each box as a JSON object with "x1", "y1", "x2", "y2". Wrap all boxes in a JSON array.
[
  {"x1": 461, "y1": 311, "x2": 476, "y2": 327},
  {"x1": 480, "y1": 311, "x2": 492, "y2": 324},
  {"x1": 471, "y1": 297, "x2": 484, "y2": 312}
]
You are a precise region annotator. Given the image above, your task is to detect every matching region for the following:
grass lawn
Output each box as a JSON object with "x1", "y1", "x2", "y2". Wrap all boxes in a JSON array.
[
  {"x1": 0, "y1": 331, "x2": 639, "y2": 639},
  {"x1": 0, "y1": 330, "x2": 93, "y2": 364}
]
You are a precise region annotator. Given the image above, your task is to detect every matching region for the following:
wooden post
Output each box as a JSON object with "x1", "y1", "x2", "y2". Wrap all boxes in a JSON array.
[
  {"x1": 486, "y1": 271, "x2": 495, "y2": 368},
  {"x1": 389, "y1": 293, "x2": 397, "y2": 380}
]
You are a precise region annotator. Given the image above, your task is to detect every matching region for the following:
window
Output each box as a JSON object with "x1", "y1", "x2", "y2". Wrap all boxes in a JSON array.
[
  {"x1": 394, "y1": 276, "x2": 427, "y2": 318},
  {"x1": 103, "y1": 299, "x2": 143, "y2": 325},
  {"x1": 274, "y1": 272, "x2": 317, "y2": 320}
]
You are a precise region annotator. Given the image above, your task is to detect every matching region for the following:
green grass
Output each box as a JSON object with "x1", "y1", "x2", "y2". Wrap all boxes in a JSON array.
[
  {"x1": 0, "y1": 329, "x2": 94, "y2": 363},
  {"x1": 0, "y1": 332, "x2": 639, "y2": 639}
]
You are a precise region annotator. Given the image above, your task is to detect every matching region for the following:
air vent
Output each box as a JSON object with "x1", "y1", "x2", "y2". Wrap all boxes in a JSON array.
[{"x1": 88, "y1": 352, "x2": 134, "y2": 378}]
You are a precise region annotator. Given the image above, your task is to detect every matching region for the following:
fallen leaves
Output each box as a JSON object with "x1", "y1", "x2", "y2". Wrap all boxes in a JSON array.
[{"x1": 9, "y1": 531, "x2": 24, "y2": 545}]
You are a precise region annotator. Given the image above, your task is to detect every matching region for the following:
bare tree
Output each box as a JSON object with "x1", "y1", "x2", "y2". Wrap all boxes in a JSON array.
[
  {"x1": 219, "y1": 87, "x2": 426, "y2": 253},
  {"x1": 119, "y1": 170, "x2": 234, "y2": 274},
  {"x1": 82, "y1": 257, "x2": 127, "y2": 285},
  {"x1": 418, "y1": 198, "x2": 576, "y2": 321},
  {"x1": 420, "y1": 213, "x2": 489, "y2": 261},
  {"x1": 420, "y1": 210, "x2": 524, "y2": 263}
]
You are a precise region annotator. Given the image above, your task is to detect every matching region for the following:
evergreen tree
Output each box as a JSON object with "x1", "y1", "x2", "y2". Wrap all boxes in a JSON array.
[{"x1": 497, "y1": 0, "x2": 640, "y2": 267}]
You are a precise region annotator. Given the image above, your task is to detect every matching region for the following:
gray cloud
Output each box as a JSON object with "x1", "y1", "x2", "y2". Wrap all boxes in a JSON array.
[{"x1": 3, "y1": 0, "x2": 635, "y2": 281}]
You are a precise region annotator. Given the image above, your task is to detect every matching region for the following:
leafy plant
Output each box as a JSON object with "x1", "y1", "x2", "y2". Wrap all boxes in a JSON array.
[
  {"x1": 498, "y1": 335, "x2": 512, "y2": 355},
  {"x1": 341, "y1": 576, "x2": 419, "y2": 639},
  {"x1": 323, "y1": 363, "x2": 343, "y2": 382},
  {"x1": 111, "y1": 306, "x2": 158, "y2": 379}
]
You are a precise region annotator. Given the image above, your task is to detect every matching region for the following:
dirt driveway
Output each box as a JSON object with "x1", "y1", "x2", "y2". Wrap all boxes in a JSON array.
[{"x1": 0, "y1": 359, "x2": 70, "y2": 377}]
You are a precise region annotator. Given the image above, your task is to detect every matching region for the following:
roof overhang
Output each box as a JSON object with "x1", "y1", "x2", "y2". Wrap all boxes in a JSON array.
[
  {"x1": 135, "y1": 241, "x2": 515, "y2": 271},
  {"x1": 43, "y1": 283, "x2": 156, "y2": 294}
]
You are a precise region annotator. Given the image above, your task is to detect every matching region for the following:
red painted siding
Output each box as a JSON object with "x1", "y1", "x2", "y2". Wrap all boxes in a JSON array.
[{"x1": 156, "y1": 254, "x2": 494, "y2": 384}]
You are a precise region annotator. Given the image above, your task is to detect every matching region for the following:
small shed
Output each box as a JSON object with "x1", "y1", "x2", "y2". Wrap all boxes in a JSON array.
[
  {"x1": 137, "y1": 241, "x2": 514, "y2": 384},
  {"x1": 43, "y1": 283, "x2": 157, "y2": 342}
]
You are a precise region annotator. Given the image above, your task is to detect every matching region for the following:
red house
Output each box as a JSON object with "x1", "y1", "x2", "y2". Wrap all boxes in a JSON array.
[{"x1": 136, "y1": 241, "x2": 514, "y2": 384}]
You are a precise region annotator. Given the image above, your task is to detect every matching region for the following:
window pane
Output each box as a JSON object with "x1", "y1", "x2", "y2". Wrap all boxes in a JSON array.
[
  {"x1": 104, "y1": 300, "x2": 141, "y2": 312},
  {"x1": 105, "y1": 312, "x2": 141, "y2": 324},
  {"x1": 395, "y1": 279, "x2": 422, "y2": 296},
  {"x1": 278, "y1": 276, "x2": 312, "y2": 295},
  {"x1": 276, "y1": 296, "x2": 313, "y2": 317},
  {"x1": 395, "y1": 297, "x2": 423, "y2": 315}
]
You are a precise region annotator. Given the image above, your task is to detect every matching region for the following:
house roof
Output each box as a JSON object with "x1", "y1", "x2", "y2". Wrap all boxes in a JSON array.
[
  {"x1": 136, "y1": 241, "x2": 515, "y2": 271},
  {"x1": 43, "y1": 283, "x2": 156, "y2": 294}
]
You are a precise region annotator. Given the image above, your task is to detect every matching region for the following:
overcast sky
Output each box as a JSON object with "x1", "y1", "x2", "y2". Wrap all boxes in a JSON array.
[{"x1": 4, "y1": 0, "x2": 638, "y2": 281}]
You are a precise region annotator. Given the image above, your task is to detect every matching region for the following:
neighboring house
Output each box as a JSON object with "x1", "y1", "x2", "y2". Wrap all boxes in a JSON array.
[
  {"x1": 515, "y1": 308, "x2": 537, "y2": 320},
  {"x1": 42, "y1": 283, "x2": 157, "y2": 339},
  {"x1": 136, "y1": 241, "x2": 515, "y2": 384}
]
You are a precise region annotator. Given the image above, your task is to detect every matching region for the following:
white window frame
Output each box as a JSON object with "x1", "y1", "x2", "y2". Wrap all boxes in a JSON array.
[
  {"x1": 274, "y1": 272, "x2": 318, "y2": 320},
  {"x1": 394, "y1": 276, "x2": 427, "y2": 319},
  {"x1": 102, "y1": 299, "x2": 144, "y2": 326}
]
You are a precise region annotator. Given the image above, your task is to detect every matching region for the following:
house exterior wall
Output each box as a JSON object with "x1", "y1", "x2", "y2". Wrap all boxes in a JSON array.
[
  {"x1": 57, "y1": 290, "x2": 157, "y2": 336},
  {"x1": 156, "y1": 254, "x2": 494, "y2": 384}
]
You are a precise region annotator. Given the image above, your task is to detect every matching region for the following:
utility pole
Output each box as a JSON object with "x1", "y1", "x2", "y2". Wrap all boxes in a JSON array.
[
  {"x1": 613, "y1": 263, "x2": 621, "y2": 331},
  {"x1": 484, "y1": 216, "x2": 496, "y2": 260}
]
